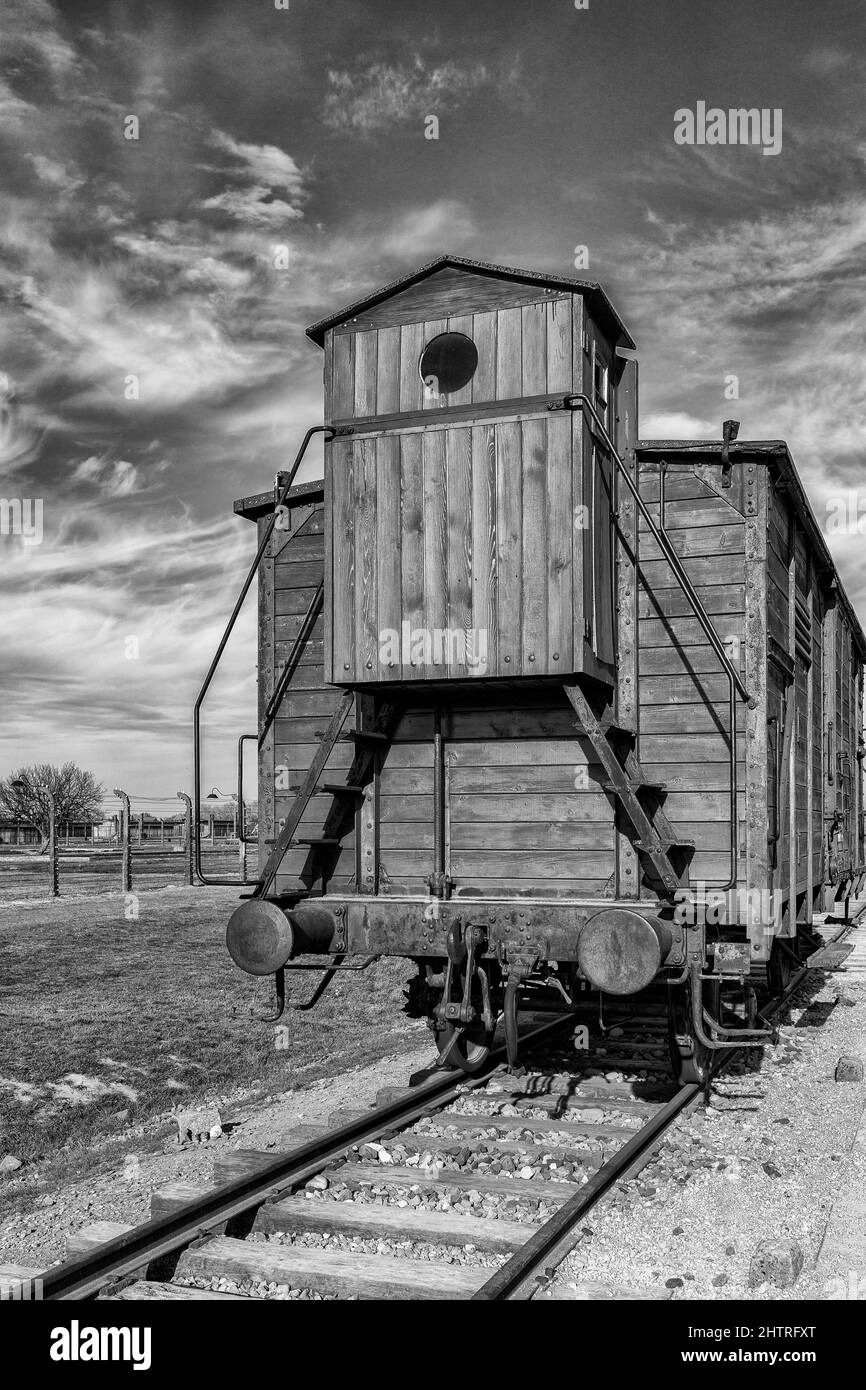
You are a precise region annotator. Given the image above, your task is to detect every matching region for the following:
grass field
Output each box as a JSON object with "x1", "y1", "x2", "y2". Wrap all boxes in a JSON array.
[{"x1": 0, "y1": 886, "x2": 425, "y2": 1188}]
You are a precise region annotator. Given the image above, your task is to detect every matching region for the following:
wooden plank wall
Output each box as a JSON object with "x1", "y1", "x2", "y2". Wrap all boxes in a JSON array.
[
  {"x1": 269, "y1": 500, "x2": 359, "y2": 896},
  {"x1": 330, "y1": 296, "x2": 574, "y2": 419},
  {"x1": 767, "y1": 484, "x2": 827, "y2": 911},
  {"x1": 767, "y1": 488, "x2": 792, "y2": 897},
  {"x1": 376, "y1": 698, "x2": 617, "y2": 897},
  {"x1": 830, "y1": 603, "x2": 860, "y2": 873},
  {"x1": 637, "y1": 463, "x2": 748, "y2": 889},
  {"x1": 328, "y1": 417, "x2": 577, "y2": 683}
]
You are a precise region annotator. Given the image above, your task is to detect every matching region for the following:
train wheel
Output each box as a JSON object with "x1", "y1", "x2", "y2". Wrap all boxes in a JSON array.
[
  {"x1": 668, "y1": 978, "x2": 720, "y2": 1087},
  {"x1": 436, "y1": 1020, "x2": 494, "y2": 1074},
  {"x1": 767, "y1": 938, "x2": 792, "y2": 994}
]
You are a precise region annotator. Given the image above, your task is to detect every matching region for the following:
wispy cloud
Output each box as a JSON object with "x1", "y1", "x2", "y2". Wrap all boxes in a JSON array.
[
  {"x1": 71, "y1": 457, "x2": 142, "y2": 498},
  {"x1": 802, "y1": 45, "x2": 855, "y2": 77},
  {"x1": 322, "y1": 56, "x2": 511, "y2": 135}
]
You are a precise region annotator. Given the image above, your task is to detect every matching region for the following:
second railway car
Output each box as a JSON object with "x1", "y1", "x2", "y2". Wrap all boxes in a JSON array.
[{"x1": 216, "y1": 255, "x2": 866, "y2": 1084}]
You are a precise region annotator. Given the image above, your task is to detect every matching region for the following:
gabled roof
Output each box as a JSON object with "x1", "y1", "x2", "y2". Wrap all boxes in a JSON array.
[{"x1": 305, "y1": 254, "x2": 636, "y2": 350}]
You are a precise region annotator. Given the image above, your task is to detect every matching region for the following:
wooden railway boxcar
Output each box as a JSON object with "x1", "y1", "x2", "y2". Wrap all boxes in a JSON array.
[{"x1": 223, "y1": 256, "x2": 866, "y2": 1083}]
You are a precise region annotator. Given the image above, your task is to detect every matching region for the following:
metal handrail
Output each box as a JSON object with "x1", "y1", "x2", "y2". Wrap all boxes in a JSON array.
[
  {"x1": 237, "y1": 734, "x2": 257, "y2": 846},
  {"x1": 560, "y1": 394, "x2": 752, "y2": 891},
  {"x1": 193, "y1": 425, "x2": 336, "y2": 886},
  {"x1": 563, "y1": 395, "x2": 752, "y2": 704}
]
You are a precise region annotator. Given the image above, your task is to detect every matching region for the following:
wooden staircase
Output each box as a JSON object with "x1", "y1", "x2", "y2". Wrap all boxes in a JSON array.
[{"x1": 564, "y1": 681, "x2": 693, "y2": 896}]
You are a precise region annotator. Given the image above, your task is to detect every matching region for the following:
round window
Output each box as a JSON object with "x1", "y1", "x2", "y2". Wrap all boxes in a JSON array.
[{"x1": 418, "y1": 332, "x2": 478, "y2": 396}]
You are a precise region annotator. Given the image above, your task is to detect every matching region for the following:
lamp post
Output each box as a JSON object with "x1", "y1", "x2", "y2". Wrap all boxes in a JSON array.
[
  {"x1": 12, "y1": 778, "x2": 58, "y2": 898},
  {"x1": 113, "y1": 788, "x2": 132, "y2": 893},
  {"x1": 176, "y1": 791, "x2": 194, "y2": 886}
]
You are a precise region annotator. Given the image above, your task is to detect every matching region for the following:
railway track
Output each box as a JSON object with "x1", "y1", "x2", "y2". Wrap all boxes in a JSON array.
[{"x1": 34, "y1": 917, "x2": 857, "y2": 1304}]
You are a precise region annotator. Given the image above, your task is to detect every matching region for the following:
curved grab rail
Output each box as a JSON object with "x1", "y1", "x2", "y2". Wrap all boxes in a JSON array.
[{"x1": 193, "y1": 425, "x2": 336, "y2": 886}]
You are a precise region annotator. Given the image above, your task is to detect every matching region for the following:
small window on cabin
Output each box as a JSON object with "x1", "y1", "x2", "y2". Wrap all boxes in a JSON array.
[{"x1": 419, "y1": 332, "x2": 478, "y2": 398}]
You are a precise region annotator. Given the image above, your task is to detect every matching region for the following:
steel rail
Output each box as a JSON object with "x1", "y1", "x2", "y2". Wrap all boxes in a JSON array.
[
  {"x1": 40, "y1": 1012, "x2": 576, "y2": 1301},
  {"x1": 471, "y1": 1078, "x2": 698, "y2": 1300},
  {"x1": 476, "y1": 911, "x2": 863, "y2": 1300}
]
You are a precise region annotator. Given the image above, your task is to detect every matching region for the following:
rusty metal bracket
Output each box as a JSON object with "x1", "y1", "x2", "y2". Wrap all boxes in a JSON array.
[
  {"x1": 259, "y1": 967, "x2": 285, "y2": 1023},
  {"x1": 721, "y1": 419, "x2": 740, "y2": 484},
  {"x1": 690, "y1": 964, "x2": 778, "y2": 1049}
]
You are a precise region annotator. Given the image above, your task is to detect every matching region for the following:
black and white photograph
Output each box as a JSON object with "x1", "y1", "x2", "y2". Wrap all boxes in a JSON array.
[{"x1": 1, "y1": 0, "x2": 865, "y2": 1364}]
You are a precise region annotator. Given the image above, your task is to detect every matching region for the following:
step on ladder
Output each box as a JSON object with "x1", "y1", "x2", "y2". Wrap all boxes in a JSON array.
[
  {"x1": 255, "y1": 694, "x2": 401, "y2": 900},
  {"x1": 564, "y1": 680, "x2": 693, "y2": 896}
]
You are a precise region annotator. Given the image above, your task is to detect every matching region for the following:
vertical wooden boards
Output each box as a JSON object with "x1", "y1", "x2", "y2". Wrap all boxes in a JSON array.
[
  {"x1": 354, "y1": 332, "x2": 378, "y2": 417},
  {"x1": 419, "y1": 316, "x2": 447, "y2": 411},
  {"x1": 521, "y1": 301, "x2": 547, "y2": 397},
  {"x1": 494, "y1": 421, "x2": 522, "y2": 674},
  {"x1": 328, "y1": 416, "x2": 580, "y2": 683},
  {"x1": 636, "y1": 459, "x2": 748, "y2": 893},
  {"x1": 471, "y1": 424, "x2": 498, "y2": 677},
  {"x1": 400, "y1": 433, "x2": 425, "y2": 674},
  {"x1": 446, "y1": 314, "x2": 474, "y2": 408},
  {"x1": 446, "y1": 427, "x2": 473, "y2": 659},
  {"x1": 546, "y1": 411, "x2": 573, "y2": 674},
  {"x1": 744, "y1": 469, "x2": 769, "y2": 940},
  {"x1": 376, "y1": 326, "x2": 401, "y2": 416},
  {"x1": 546, "y1": 297, "x2": 572, "y2": 395},
  {"x1": 399, "y1": 321, "x2": 425, "y2": 413},
  {"x1": 496, "y1": 306, "x2": 522, "y2": 399},
  {"x1": 422, "y1": 430, "x2": 448, "y2": 677},
  {"x1": 521, "y1": 417, "x2": 547, "y2": 669},
  {"x1": 593, "y1": 449, "x2": 616, "y2": 665},
  {"x1": 331, "y1": 437, "x2": 355, "y2": 681},
  {"x1": 354, "y1": 438, "x2": 378, "y2": 680},
  {"x1": 332, "y1": 333, "x2": 355, "y2": 419},
  {"x1": 324, "y1": 286, "x2": 584, "y2": 424},
  {"x1": 472, "y1": 311, "x2": 497, "y2": 402},
  {"x1": 571, "y1": 295, "x2": 587, "y2": 668},
  {"x1": 376, "y1": 435, "x2": 402, "y2": 683}
]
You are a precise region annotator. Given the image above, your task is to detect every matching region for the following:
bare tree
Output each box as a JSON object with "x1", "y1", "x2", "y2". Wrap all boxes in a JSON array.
[{"x1": 0, "y1": 763, "x2": 105, "y2": 850}]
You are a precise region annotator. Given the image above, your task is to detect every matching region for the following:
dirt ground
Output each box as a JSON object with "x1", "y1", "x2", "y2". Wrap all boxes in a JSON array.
[
  {"x1": 548, "y1": 923, "x2": 866, "y2": 1300},
  {"x1": 0, "y1": 1039, "x2": 437, "y2": 1271},
  {"x1": 0, "y1": 884, "x2": 426, "y2": 1212}
]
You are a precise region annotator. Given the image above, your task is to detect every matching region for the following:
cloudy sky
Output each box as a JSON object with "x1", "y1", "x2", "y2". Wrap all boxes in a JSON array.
[{"x1": 1, "y1": 0, "x2": 865, "y2": 804}]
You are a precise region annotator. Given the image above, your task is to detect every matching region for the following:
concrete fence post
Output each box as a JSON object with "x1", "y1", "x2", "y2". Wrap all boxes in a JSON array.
[
  {"x1": 176, "y1": 792, "x2": 194, "y2": 887},
  {"x1": 47, "y1": 789, "x2": 59, "y2": 899},
  {"x1": 114, "y1": 788, "x2": 132, "y2": 893}
]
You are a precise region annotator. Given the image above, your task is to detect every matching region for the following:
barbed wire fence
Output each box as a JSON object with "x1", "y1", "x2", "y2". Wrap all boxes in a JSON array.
[{"x1": 0, "y1": 790, "x2": 255, "y2": 900}]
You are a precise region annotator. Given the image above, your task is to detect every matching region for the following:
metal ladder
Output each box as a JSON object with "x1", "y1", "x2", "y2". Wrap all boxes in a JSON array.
[{"x1": 192, "y1": 424, "x2": 344, "y2": 887}]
